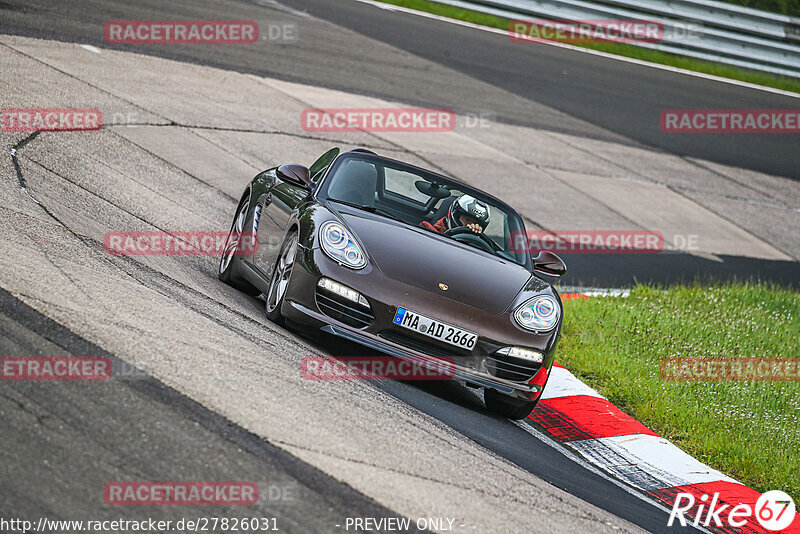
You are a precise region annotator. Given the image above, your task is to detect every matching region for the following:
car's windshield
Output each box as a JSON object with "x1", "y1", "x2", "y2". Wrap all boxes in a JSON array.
[{"x1": 321, "y1": 154, "x2": 529, "y2": 267}]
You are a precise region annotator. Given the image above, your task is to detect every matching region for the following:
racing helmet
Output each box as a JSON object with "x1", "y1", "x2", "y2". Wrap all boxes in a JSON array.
[{"x1": 448, "y1": 194, "x2": 491, "y2": 231}]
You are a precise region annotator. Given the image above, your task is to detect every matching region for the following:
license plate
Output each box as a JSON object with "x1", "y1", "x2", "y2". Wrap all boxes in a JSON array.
[{"x1": 393, "y1": 307, "x2": 478, "y2": 350}]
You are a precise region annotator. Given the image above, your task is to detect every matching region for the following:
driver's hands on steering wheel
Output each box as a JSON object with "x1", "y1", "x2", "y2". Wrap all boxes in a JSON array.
[{"x1": 465, "y1": 223, "x2": 482, "y2": 233}]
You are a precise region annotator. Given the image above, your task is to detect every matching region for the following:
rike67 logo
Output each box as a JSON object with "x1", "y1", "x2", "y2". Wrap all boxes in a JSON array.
[{"x1": 669, "y1": 490, "x2": 796, "y2": 531}]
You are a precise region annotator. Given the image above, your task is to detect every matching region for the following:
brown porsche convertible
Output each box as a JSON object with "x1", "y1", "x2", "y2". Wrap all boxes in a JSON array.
[{"x1": 219, "y1": 148, "x2": 567, "y2": 419}]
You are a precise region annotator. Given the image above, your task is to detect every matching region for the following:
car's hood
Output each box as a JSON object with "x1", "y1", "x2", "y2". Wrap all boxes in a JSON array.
[{"x1": 336, "y1": 207, "x2": 533, "y2": 314}]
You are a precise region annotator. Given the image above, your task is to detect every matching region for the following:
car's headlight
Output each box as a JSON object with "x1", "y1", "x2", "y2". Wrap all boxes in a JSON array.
[
  {"x1": 514, "y1": 295, "x2": 560, "y2": 332},
  {"x1": 319, "y1": 221, "x2": 367, "y2": 269}
]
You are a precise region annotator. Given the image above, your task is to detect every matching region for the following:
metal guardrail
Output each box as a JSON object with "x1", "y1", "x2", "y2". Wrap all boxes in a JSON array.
[{"x1": 431, "y1": 0, "x2": 800, "y2": 78}]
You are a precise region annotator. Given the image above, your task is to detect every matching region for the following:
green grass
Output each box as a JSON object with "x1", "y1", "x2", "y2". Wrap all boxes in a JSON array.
[
  {"x1": 376, "y1": 0, "x2": 800, "y2": 93},
  {"x1": 557, "y1": 282, "x2": 800, "y2": 499},
  {"x1": 723, "y1": 0, "x2": 800, "y2": 17}
]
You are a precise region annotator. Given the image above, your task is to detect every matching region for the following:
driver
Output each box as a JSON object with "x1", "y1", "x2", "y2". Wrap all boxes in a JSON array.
[{"x1": 420, "y1": 194, "x2": 490, "y2": 234}]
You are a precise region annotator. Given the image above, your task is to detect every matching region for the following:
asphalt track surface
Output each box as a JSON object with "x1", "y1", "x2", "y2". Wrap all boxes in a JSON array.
[
  {"x1": 282, "y1": 0, "x2": 800, "y2": 180},
  {"x1": 0, "y1": 288, "x2": 419, "y2": 532},
  {"x1": 0, "y1": 0, "x2": 798, "y2": 179},
  {"x1": 0, "y1": 281, "x2": 690, "y2": 533},
  {"x1": 0, "y1": 0, "x2": 798, "y2": 288},
  {"x1": 0, "y1": 50, "x2": 657, "y2": 531},
  {"x1": 0, "y1": 0, "x2": 795, "y2": 533}
]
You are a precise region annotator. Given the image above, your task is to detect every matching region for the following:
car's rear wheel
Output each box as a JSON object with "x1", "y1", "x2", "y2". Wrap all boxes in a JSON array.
[
  {"x1": 219, "y1": 195, "x2": 260, "y2": 296},
  {"x1": 266, "y1": 231, "x2": 298, "y2": 323},
  {"x1": 484, "y1": 389, "x2": 538, "y2": 420}
]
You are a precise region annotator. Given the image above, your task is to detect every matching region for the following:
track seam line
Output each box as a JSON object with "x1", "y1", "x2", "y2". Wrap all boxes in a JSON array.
[{"x1": 5, "y1": 142, "x2": 298, "y2": 354}]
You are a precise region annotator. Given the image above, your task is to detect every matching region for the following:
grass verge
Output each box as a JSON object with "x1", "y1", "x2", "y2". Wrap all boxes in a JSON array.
[
  {"x1": 375, "y1": 0, "x2": 800, "y2": 94},
  {"x1": 723, "y1": 0, "x2": 800, "y2": 18},
  {"x1": 558, "y1": 282, "x2": 800, "y2": 499}
]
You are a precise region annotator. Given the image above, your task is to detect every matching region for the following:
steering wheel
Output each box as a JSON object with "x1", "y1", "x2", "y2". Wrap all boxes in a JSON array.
[{"x1": 443, "y1": 226, "x2": 496, "y2": 254}]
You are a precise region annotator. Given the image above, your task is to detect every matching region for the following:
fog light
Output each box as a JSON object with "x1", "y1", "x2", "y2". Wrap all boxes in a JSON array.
[
  {"x1": 317, "y1": 278, "x2": 369, "y2": 307},
  {"x1": 496, "y1": 346, "x2": 544, "y2": 364}
]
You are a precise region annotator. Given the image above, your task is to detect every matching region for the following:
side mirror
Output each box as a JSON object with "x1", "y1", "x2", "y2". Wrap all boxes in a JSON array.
[
  {"x1": 277, "y1": 164, "x2": 312, "y2": 189},
  {"x1": 532, "y1": 251, "x2": 567, "y2": 277}
]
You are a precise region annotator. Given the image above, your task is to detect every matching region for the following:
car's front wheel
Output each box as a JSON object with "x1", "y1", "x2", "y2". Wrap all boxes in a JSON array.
[
  {"x1": 266, "y1": 231, "x2": 298, "y2": 324},
  {"x1": 484, "y1": 389, "x2": 537, "y2": 420}
]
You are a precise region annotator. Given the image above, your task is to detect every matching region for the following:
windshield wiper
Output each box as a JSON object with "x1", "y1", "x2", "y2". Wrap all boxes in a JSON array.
[{"x1": 330, "y1": 199, "x2": 405, "y2": 223}]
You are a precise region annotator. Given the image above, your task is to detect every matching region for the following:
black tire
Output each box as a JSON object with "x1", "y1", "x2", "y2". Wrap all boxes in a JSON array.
[
  {"x1": 219, "y1": 195, "x2": 261, "y2": 296},
  {"x1": 484, "y1": 389, "x2": 538, "y2": 420},
  {"x1": 265, "y1": 231, "x2": 299, "y2": 324}
]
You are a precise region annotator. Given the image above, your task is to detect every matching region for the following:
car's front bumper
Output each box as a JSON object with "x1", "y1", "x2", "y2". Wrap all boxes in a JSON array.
[
  {"x1": 286, "y1": 300, "x2": 548, "y2": 399},
  {"x1": 280, "y1": 246, "x2": 553, "y2": 401}
]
